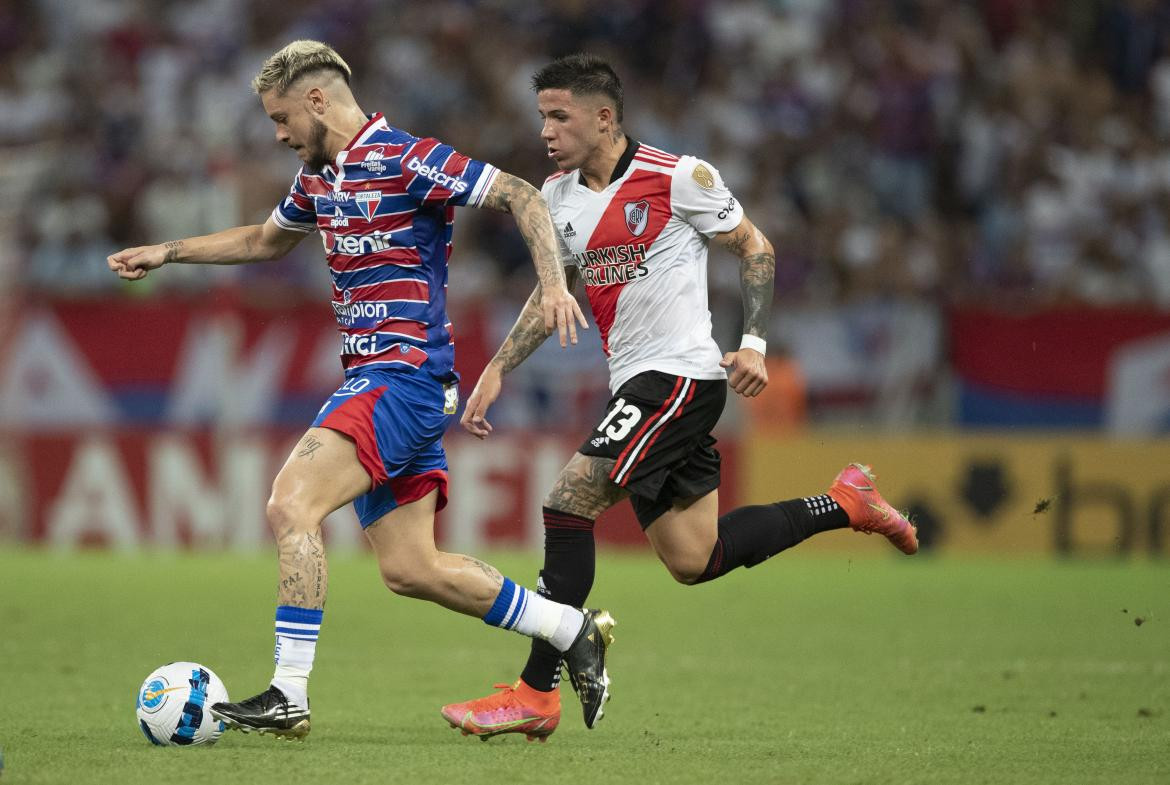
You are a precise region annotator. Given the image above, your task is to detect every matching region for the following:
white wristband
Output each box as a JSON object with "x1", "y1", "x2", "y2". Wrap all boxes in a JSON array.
[{"x1": 739, "y1": 334, "x2": 766, "y2": 355}]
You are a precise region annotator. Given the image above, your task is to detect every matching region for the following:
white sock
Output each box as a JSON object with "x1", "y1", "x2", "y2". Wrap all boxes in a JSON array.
[
  {"x1": 271, "y1": 605, "x2": 321, "y2": 708},
  {"x1": 482, "y1": 577, "x2": 585, "y2": 651}
]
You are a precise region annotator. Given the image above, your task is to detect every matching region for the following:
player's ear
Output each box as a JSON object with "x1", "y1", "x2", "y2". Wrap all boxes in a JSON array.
[
  {"x1": 305, "y1": 85, "x2": 328, "y2": 115},
  {"x1": 596, "y1": 104, "x2": 614, "y2": 134}
]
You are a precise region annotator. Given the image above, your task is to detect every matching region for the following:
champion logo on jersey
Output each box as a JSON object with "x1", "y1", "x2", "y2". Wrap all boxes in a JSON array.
[
  {"x1": 562, "y1": 222, "x2": 576, "y2": 239},
  {"x1": 355, "y1": 190, "x2": 382, "y2": 220},
  {"x1": 624, "y1": 200, "x2": 650, "y2": 236},
  {"x1": 362, "y1": 147, "x2": 387, "y2": 174}
]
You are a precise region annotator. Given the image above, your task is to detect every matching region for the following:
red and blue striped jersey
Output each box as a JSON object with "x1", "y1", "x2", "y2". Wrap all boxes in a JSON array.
[{"x1": 272, "y1": 113, "x2": 499, "y2": 379}]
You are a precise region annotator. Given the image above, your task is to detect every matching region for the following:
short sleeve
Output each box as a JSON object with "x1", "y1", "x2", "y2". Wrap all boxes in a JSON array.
[
  {"x1": 270, "y1": 169, "x2": 318, "y2": 233},
  {"x1": 399, "y1": 137, "x2": 499, "y2": 208},
  {"x1": 671, "y1": 156, "x2": 744, "y2": 238}
]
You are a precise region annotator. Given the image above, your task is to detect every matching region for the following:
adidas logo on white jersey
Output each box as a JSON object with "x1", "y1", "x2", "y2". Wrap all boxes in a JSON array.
[{"x1": 563, "y1": 222, "x2": 576, "y2": 239}]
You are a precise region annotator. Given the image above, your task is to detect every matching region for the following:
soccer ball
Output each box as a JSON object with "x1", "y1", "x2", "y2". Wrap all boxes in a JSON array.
[{"x1": 135, "y1": 662, "x2": 229, "y2": 746}]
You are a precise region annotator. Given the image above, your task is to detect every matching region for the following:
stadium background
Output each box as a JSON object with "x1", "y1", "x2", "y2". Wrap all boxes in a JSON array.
[
  {"x1": 2, "y1": 0, "x2": 1170, "y2": 555},
  {"x1": 1, "y1": 3, "x2": 1169, "y2": 784}
]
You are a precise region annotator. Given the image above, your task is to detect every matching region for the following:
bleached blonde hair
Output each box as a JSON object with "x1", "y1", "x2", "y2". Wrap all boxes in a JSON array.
[{"x1": 252, "y1": 40, "x2": 352, "y2": 95}]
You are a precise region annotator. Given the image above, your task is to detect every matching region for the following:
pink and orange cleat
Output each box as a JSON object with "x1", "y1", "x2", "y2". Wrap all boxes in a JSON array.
[
  {"x1": 828, "y1": 463, "x2": 918, "y2": 555},
  {"x1": 441, "y1": 680, "x2": 561, "y2": 742}
]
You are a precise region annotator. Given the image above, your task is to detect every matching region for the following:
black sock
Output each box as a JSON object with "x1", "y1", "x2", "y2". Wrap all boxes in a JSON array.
[
  {"x1": 519, "y1": 507, "x2": 596, "y2": 692},
  {"x1": 695, "y1": 495, "x2": 848, "y2": 583}
]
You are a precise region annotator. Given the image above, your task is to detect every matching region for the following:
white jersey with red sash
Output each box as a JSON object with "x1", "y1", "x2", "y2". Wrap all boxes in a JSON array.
[{"x1": 541, "y1": 140, "x2": 744, "y2": 393}]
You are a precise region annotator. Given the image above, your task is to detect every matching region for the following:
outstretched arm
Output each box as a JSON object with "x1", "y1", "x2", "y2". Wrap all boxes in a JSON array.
[
  {"x1": 713, "y1": 215, "x2": 775, "y2": 397},
  {"x1": 107, "y1": 216, "x2": 306, "y2": 281},
  {"x1": 480, "y1": 171, "x2": 588, "y2": 348},
  {"x1": 461, "y1": 268, "x2": 580, "y2": 439}
]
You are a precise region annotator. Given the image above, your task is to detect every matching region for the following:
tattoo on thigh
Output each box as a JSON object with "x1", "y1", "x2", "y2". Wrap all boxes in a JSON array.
[
  {"x1": 461, "y1": 556, "x2": 503, "y2": 585},
  {"x1": 297, "y1": 435, "x2": 323, "y2": 460},
  {"x1": 545, "y1": 456, "x2": 628, "y2": 519}
]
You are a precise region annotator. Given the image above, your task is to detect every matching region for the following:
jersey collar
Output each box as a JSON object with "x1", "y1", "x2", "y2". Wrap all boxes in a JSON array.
[
  {"x1": 334, "y1": 112, "x2": 388, "y2": 168},
  {"x1": 579, "y1": 136, "x2": 640, "y2": 187}
]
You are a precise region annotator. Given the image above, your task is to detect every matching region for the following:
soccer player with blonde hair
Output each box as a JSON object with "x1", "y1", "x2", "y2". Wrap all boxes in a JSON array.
[{"x1": 109, "y1": 40, "x2": 613, "y2": 739}]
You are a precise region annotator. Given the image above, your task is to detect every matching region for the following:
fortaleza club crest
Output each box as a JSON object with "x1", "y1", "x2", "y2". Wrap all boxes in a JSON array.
[
  {"x1": 624, "y1": 200, "x2": 650, "y2": 236},
  {"x1": 355, "y1": 190, "x2": 381, "y2": 220}
]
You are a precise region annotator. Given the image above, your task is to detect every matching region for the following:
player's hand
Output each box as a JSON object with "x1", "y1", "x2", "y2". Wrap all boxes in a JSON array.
[
  {"x1": 107, "y1": 245, "x2": 168, "y2": 281},
  {"x1": 720, "y1": 348, "x2": 768, "y2": 397},
  {"x1": 541, "y1": 285, "x2": 589, "y2": 348},
  {"x1": 461, "y1": 364, "x2": 504, "y2": 439}
]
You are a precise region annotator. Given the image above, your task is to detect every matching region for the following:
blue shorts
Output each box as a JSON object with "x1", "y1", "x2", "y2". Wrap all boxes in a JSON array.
[{"x1": 312, "y1": 369, "x2": 459, "y2": 527}]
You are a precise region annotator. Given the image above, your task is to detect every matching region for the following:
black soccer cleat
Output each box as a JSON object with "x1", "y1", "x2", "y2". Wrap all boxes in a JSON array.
[
  {"x1": 209, "y1": 685, "x2": 310, "y2": 740},
  {"x1": 562, "y1": 608, "x2": 616, "y2": 729}
]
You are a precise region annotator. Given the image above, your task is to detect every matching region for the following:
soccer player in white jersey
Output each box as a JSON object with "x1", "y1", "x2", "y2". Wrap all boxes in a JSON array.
[
  {"x1": 440, "y1": 54, "x2": 918, "y2": 741},
  {"x1": 107, "y1": 41, "x2": 616, "y2": 740}
]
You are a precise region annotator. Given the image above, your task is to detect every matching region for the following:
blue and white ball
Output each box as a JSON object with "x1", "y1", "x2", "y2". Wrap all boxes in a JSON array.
[{"x1": 136, "y1": 662, "x2": 229, "y2": 746}]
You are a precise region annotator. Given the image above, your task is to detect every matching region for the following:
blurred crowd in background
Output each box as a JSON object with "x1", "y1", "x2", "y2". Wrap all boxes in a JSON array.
[{"x1": 4, "y1": 0, "x2": 1170, "y2": 430}]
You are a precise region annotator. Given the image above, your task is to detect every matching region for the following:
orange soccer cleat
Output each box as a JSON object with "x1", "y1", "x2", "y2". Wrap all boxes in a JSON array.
[
  {"x1": 441, "y1": 680, "x2": 561, "y2": 742},
  {"x1": 828, "y1": 463, "x2": 918, "y2": 555}
]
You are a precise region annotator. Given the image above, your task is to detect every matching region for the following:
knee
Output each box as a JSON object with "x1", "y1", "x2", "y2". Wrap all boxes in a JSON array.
[
  {"x1": 662, "y1": 552, "x2": 709, "y2": 586},
  {"x1": 266, "y1": 491, "x2": 314, "y2": 534},
  {"x1": 378, "y1": 557, "x2": 436, "y2": 599}
]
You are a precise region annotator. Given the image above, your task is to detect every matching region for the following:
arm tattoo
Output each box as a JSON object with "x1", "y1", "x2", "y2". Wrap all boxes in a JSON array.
[
  {"x1": 482, "y1": 172, "x2": 567, "y2": 293},
  {"x1": 162, "y1": 240, "x2": 184, "y2": 264},
  {"x1": 491, "y1": 286, "x2": 552, "y2": 374},
  {"x1": 544, "y1": 455, "x2": 628, "y2": 519},
  {"x1": 740, "y1": 250, "x2": 775, "y2": 339}
]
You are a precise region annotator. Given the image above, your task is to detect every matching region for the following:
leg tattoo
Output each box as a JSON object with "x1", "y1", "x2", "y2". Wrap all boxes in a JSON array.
[
  {"x1": 277, "y1": 527, "x2": 328, "y2": 609},
  {"x1": 544, "y1": 455, "x2": 628, "y2": 520}
]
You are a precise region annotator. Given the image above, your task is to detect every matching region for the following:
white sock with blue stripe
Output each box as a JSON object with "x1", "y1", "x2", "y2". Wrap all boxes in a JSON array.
[
  {"x1": 483, "y1": 577, "x2": 584, "y2": 652},
  {"x1": 271, "y1": 605, "x2": 322, "y2": 709}
]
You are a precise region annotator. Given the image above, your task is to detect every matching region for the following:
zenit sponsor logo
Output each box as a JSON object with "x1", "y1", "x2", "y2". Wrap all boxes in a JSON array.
[
  {"x1": 406, "y1": 157, "x2": 469, "y2": 194},
  {"x1": 324, "y1": 230, "x2": 401, "y2": 255},
  {"x1": 332, "y1": 299, "x2": 391, "y2": 328},
  {"x1": 574, "y1": 243, "x2": 649, "y2": 286}
]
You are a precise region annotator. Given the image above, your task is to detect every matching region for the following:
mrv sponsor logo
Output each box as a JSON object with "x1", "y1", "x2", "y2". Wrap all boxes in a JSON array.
[{"x1": 406, "y1": 157, "x2": 469, "y2": 194}]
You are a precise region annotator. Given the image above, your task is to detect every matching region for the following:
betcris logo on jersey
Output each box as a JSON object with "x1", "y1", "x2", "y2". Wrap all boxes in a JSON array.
[{"x1": 406, "y1": 157, "x2": 469, "y2": 194}]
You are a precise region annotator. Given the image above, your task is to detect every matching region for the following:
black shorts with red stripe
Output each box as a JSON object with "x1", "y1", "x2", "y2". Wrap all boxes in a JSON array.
[{"x1": 578, "y1": 370, "x2": 727, "y2": 528}]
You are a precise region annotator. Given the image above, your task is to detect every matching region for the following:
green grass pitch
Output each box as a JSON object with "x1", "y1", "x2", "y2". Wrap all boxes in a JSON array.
[{"x1": 0, "y1": 548, "x2": 1167, "y2": 784}]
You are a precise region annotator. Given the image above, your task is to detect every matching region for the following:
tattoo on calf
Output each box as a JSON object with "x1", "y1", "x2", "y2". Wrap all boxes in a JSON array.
[
  {"x1": 461, "y1": 556, "x2": 503, "y2": 586},
  {"x1": 277, "y1": 527, "x2": 327, "y2": 609}
]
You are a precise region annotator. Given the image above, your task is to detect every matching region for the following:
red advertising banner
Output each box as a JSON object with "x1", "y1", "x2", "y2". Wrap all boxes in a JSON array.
[{"x1": 0, "y1": 430, "x2": 740, "y2": 550}]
